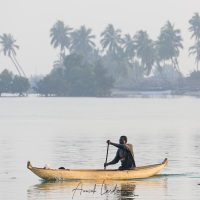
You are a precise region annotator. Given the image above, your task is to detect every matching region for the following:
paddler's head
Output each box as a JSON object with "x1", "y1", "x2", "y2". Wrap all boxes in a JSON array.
[{"x1": 119, "y1": 136, "x2": 127, "y2": 144}]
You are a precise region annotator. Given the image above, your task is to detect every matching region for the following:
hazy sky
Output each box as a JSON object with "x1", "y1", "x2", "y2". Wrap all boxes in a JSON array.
[{"x1": 0, "y1": 0, "x2": 199, "y2": 77}]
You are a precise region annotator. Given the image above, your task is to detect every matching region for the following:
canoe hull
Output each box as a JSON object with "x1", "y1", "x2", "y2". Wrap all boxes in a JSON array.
[{"x1": 27, "y1": 158, "x2": 168, "y2": 180}]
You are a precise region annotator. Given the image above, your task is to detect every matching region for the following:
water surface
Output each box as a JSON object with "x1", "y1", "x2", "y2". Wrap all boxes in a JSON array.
[{"x1": 0, "y1": 96, "x2": 200, "y2": 199}]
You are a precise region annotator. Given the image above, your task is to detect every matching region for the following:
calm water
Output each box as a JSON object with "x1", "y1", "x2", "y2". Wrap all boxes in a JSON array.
[{"x1": 0, "y1": 96, "x2": 200, "y2": 200}]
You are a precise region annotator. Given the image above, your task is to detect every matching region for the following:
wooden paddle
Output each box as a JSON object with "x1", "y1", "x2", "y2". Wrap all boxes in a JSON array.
[{"x1": 104, "y1": 142, "x2": 109, "y2": 170}]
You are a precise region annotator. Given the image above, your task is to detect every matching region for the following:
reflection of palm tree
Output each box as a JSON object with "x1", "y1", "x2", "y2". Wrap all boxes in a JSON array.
[
  {"x1": 0, "y1": 33, "x2": 26, "y2": 77},
  {"x1": 50, "y1": 20, "x2": 72, "y2": 56},
  {"x1": 100, "y1": 24, "x2": 122, "y2": 55},
  {"x1": 134, "y1": 30, "x2": 155, "y2": 75},
  {"x1": 69, "y1": 26, "x2": 96, "y2": 58},
  {"x1": 156, "y1": 21, "x2": 183, "y2": 77},
  {"x1": 189, "y1": 13, "x2": 200, "y2": 71}
]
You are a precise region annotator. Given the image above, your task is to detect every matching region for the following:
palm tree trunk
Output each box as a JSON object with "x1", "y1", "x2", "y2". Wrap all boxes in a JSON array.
[
  {"x1": 175, "y1": 58, "x2": 184, "y2": 80},
  {"x1": 171, "y1": 57, "x2": 184, "y2": 90},
  {"x1": 9, "y1": 55, "x2": 22, "y2": 76},
  {"x1": 171, "y1": 57, "x2": 182, "y2": 79},
  {"x1": 12, "y1": 53, "x2": 26, "y2": 77}
]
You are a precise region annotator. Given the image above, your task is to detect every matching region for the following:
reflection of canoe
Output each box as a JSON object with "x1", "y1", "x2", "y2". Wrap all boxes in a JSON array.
[
  {"x1": 32, "y1": 179, "x2": 166, "y2": 191},
  {"x1": 27, "y1": 158, "x2": 168, "y2": 180}
]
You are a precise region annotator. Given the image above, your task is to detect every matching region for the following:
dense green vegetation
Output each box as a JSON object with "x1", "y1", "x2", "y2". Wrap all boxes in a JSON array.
[
  {"x1": 0, "y1": 12, "x2": 200, "y2": 96},
  {"x1": 0, "y1": 69, "x2": 30, "y2": 96},
  {"x1": 35, "y1": 54, "x2": 113, "y2": 96}
]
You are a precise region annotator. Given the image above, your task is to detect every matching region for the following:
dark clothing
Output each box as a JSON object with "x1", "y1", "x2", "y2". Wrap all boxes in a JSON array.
[{"x1": 110, "y1": 143, "x2": 136, "y2": 170}]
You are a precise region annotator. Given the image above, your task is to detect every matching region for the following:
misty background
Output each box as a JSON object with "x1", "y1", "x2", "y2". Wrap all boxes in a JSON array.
[{"x1": 0, "y1": 0, "x2": 199, "y2": 77}]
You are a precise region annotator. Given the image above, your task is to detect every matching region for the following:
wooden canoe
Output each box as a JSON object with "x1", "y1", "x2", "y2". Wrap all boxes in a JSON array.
[{"x1": 27, "y1": 158, "x2": 168, "y2": 180}]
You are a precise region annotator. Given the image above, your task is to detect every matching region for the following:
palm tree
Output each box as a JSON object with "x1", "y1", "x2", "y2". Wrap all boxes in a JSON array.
[
  {"x1": 100, "y1": 24, "x2": 123, "y2": 55},
  {"x1": 189, "y1": 41, "x2": 200, "y2": 71},
  {"x1": 156, "y1": 21, "x2": 183, "y2": 76},
  {"x1": 111, "y1": 34, "x2": 136, "y2": 78},
  {"x1": 122, "y1": 34, "x2": 135, "y2": 60},
  {"x1": 69, "y1": 25, "x2": 96, "y2": 58},
  {"x1": 134, "y1": 30, "x2": 155, "y2": 75},
  {"x1": 189, "y1": 12, "x2": 200, "y2": 41},
  {"x1": 53, "y1": 53, "x2": 65, "y2": 69},
  {"x1": 189, "y1": 13, "x2": 200, "y2": 71},
  {"x1": 50, "y1": 20, "x2": 72, "y2": 56},
  {"x1": 0, "y1": 33, "x2": 26, "y2": 77}
]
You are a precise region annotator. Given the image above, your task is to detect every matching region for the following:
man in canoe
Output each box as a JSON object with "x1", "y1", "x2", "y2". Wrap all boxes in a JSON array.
[{"x1": 104, "y1": 136, "x2": 136, "y2": 170}]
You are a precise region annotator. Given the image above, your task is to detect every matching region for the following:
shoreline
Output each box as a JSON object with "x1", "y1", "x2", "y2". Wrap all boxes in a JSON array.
[
  {"x1": 1, "y1": 90, "x2": 200, "y2": 98},
  {"x1": 110, "y1": 89, "x2": 200, "y2": 98}
]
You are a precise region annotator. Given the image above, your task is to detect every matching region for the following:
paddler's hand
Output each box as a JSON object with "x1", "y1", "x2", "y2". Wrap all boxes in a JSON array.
[
  {"x1": 104, "y1": 163, "x2": 109, "y2": 168},
  {"x1": 106, "y1": 140, "x2": 110, "y2": 145}
]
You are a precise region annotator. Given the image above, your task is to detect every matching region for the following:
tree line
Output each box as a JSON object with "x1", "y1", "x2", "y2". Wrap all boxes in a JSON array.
[
  {"x1": 35, "y1": 54, "x2": 113, "y2": 96},
  {"x1": 0, "y1": 12, "x2": 200, "y2": 96}
]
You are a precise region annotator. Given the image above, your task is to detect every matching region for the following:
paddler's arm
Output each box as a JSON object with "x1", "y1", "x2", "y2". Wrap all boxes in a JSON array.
[
  {"x1": 104, "y1": 152, "x2": 120, "y2": 167},
  {"x1": 108, "y1": 140, "x2": 130, "y2": 152},
  {"x1": 104, "y1": 140, "x2": 120, "y2": 168}
]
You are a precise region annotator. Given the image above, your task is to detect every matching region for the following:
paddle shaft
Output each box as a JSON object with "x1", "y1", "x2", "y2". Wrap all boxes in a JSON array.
[{"x1": 104, "y1": 143, "x2": 109, "y2": 170}]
